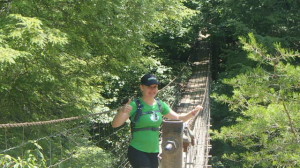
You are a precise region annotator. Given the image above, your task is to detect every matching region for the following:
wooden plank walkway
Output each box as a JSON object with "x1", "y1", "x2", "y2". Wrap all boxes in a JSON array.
[{"x1": 175, "y1": 44, "x2": 211, "y2": 168}]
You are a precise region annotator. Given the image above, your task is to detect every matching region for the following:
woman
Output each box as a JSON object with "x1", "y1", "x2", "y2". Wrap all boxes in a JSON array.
[{"x1": 112, "y1": 74, "x2": 203, "y2": 168}]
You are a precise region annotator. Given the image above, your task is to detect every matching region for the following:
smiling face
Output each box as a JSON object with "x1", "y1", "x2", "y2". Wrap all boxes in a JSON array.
[{"x1": 140, "y1": 84, "x2": 159, "y2": 98}]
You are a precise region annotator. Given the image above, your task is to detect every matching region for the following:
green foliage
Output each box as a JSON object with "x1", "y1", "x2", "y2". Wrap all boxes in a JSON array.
[
  {"x1": 212, "y1": 34, "x2": 300, "y2": 167},
  {"x1": 0, "y1": 13, "x2": 97, "y2": 125},
  {"x1": 201, "y1": 0, "x2": 300, "y2": 167},
  {"x1": 0, "y1": 143, "x2": 46, "y2": 168},
  {"x1": 64, "y1": 146, "x2": 114, "y2": 168}
]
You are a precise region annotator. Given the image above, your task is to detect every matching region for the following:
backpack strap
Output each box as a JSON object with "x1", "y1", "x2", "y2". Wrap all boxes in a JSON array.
[
  {"x1": 133, "y1": 127, "x2": 160, "y2": 132},
  {"x1": 155, "y1": 98, "x2": 163, "y2": 112},
  {"x1": 133, "y1": 99, "x2": 143, "y2": 123},
  {"x1": 130, "y1": 98, "x2": 143, "y2": 133},
  {"x1": 130, "y1": 98, "x2": 163, "y2": 133}
]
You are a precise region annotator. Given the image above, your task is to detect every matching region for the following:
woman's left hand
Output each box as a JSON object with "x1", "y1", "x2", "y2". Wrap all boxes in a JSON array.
[
  {"x1": 191, "y1": 105, "x2": 203, "y2": 116},
  {"x1": 165, "y1": 105, "x2": 204, "y2": 122}
]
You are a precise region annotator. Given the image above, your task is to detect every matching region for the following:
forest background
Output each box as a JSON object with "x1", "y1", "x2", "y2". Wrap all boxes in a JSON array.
[{"x1": 0, "y1": 0, "x2": 299, "y2": 167}]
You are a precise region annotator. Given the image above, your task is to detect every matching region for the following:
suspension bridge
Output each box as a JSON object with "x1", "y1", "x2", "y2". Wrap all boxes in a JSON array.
[{"x1": 0, "y1": 42, "x2": 211, "y2": 168}]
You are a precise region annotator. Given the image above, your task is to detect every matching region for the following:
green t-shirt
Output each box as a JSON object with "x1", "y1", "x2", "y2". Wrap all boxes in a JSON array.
[{"x1": 129, "y1": 98, "x2": 171, "y2": 153}]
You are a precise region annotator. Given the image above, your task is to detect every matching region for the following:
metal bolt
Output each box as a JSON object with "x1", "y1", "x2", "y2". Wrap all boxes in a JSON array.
[{"x1": 165, "y1": 140, "x2": 177, "y2": 151}]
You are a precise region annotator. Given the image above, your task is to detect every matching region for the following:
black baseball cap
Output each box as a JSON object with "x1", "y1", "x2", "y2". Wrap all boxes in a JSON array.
[{"x1": 141, "y1": 74, "x2": 160, "y2": 86}]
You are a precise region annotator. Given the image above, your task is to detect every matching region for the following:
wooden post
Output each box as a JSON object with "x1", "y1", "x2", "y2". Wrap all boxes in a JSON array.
[{"x1": 160, "y1": 120, "x2": 183, "y2": 168}]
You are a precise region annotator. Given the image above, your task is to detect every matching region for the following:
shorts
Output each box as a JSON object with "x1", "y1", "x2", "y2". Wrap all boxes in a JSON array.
[{"x1": 127, "y1": 145, "x2": 159, "y2": 168}]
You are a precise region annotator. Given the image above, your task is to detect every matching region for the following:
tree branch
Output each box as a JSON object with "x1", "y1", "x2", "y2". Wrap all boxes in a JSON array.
[{"x1": 282, "y1": 101, "x2": 299, "y2": 142}]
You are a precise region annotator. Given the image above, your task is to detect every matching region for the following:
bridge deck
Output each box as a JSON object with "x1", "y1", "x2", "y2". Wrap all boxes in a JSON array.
[{"x1": 175, "y1": 46, "x2": 211, "y2": 168}]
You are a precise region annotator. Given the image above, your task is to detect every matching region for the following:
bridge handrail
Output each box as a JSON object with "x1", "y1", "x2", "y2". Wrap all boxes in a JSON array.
[{"x1": 0, "y1": 110, "x2": 112, "y2": 128}]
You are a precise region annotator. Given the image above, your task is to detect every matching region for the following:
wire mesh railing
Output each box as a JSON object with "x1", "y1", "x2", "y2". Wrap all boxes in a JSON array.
[{"x1": 0, "y1": 111, "x2": 131, "y2": 168}]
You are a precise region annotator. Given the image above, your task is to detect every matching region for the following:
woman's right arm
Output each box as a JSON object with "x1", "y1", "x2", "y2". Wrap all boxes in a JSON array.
[{"x1": 112, "y1": 100, "x2": 132, "y2": 128}]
